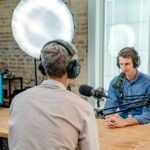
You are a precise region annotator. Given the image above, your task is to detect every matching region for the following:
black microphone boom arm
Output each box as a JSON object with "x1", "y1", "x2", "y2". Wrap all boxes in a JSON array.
[{"x1": 99, "y1": 96, "x2": 150, "y2": 116}]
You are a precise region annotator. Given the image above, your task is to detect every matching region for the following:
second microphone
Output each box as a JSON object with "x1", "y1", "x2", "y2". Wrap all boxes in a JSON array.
[{"x1": 79, "y1": 85, "x2": 110, "y2": 99}]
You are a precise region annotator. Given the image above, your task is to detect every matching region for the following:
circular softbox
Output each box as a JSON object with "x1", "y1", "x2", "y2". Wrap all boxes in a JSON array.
[{"x1": 11, "y1": 0, "x2": 75, "y2": 58}]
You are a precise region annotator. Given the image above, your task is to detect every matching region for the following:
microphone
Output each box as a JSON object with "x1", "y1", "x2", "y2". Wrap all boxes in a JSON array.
[
  {"x1": 112, "y1": 72, "x2": 125, "y2": 89},
  {"x1": 79, "y1": 85, "x2": 110, "y2": 99}
]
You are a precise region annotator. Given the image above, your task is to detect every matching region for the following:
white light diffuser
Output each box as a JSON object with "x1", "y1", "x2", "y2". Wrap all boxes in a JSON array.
[{"x1": 11, "y1": 0, "x2": 75, "y2": 58}]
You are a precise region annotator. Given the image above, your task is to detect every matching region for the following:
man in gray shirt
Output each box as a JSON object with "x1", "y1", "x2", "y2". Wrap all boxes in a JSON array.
[{"x1": 8, "y1": 40, "x2": 99, "y2": 150}]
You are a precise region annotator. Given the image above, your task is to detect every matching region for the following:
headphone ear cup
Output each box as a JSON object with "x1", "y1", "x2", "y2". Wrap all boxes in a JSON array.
[
  {"x1": 39, "y1": 62, "x2": 46, "y2": 76},
  {"x1": 134, "y1": 56, "x2": 140, "y2": 68},
  {"x1": 67, "y1": 60, "x2": 81, "y2": 79},
  {"x1": 116, "y1": 57, "x2": 120, "y2": 68}
]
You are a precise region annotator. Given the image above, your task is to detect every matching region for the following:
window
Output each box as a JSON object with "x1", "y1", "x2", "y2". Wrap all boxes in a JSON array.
[
  {"x1": 88, "y1": 0, "x2": 150, "y2": 107},
  {"x1": 104, "y1": 0, "x2": 150, "y2": 90}
]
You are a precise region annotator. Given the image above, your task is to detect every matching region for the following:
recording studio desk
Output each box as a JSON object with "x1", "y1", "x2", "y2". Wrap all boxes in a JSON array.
[
  {"x1": 0, "y1": 108, "x2": 8, "y2": 150},
  {"x1": 0, "y1": 108, "x2": 8, "y2": 138},
  {"x1": 0, "y1": 108, "x2": 150, "y2": 150},
  {"x1": 97, "y1": 119, "x2": 150, "y2": 150}
]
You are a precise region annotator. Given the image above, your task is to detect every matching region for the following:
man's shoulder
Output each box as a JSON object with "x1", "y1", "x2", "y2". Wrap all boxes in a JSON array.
[
  {"x1": 109, "y1": 75, "x2": 118, "y2": 85},
  {"x1": 139, "y1": 72, "x2": 150, "y2": 81},
  {"x1": 12, "y1": 86, "x2": 37, "y2": 100},
  {"x1": 66, "y1": 90, "x2": 87, "y2": 102},
  {"x1": 65, "y1": 90, "x2": 93, "y2": 109}
]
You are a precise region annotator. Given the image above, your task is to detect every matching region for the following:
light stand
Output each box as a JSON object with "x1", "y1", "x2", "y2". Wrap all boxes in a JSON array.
[{"x1": 34, "y1": 58, "x2": 37, "y2": 86}]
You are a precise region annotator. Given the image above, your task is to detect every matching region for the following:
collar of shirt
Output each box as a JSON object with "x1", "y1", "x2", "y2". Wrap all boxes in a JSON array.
[
  {"x1": 41, "y1": 79, "x2": 66, "y2": 90},
  {"x1": 125, "y1": 71, "x2": 141, "y2": 85}
]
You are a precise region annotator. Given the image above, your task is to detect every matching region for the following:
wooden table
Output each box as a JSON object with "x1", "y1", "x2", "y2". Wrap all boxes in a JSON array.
[
  {"x1": 0, "y1": 108, "x2": 9, "y2": 150},
  {"x1": 0, "y1": 108, "x2": 8, "y2": 138},
  {"x1": 97, "y1": 119, "x2": 150, "y2": 150},
  {"x1": 1, "y1": 108, "x2": 150, "y2": 150}
]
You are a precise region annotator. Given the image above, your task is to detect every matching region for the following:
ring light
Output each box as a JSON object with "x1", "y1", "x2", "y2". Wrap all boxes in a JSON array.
[{"x1": 11, "y1": 0, "x2": 75, "y2": 58}]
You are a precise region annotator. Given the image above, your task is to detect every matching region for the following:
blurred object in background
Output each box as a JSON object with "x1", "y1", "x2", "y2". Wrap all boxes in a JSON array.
[
  {"x1": 0, "y1": 62, "x2": 8, "y2": 73},
  {"x1": 2, "y1": 69, "x2": 15, "y2": 79}
]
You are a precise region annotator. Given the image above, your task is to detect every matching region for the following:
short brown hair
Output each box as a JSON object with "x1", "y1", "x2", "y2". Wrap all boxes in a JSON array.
[{"x1": 117, "y1": 47, "x2": 140, "y2": 68}]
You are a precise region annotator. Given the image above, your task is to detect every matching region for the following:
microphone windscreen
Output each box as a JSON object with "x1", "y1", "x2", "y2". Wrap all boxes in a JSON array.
[
  {"x1": 79, "y1": 85, "x2": 93, "y2": 97},
  {"x1": 112, "y1": 72, "x2": 125, "y2": 88},
  {"x1": 120, "y1": 72, "x2": 126, "y2": 78}
]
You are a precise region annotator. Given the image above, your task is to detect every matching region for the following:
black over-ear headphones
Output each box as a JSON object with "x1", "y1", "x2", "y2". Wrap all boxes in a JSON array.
[
  {"x1": 116, "y1": 47, "x2": 140, "y2": 68},
  {"x1": 39, "y1": 39, "x2": 81, "y2": 79}
]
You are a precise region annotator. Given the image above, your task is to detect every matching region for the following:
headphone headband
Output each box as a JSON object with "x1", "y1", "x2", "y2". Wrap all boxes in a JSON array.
[
  {"x1": 42, "y1": 40, "x2": 75, "y2": 57},
  {"x1": 39, "y1": 39, "x2": 80, "y2": 79}
]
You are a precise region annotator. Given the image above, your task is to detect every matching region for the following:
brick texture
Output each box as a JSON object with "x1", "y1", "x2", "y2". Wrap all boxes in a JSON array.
[{"x1": 0, "y1": 0, "x2": 88, "y2": 96}]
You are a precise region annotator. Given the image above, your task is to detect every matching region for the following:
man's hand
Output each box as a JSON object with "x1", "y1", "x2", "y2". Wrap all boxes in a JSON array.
[
  {"x1": 104, "y1": 114, "x2": 139, "y2": 128},
  {"x1": 104, "y1": 114, "x2": 126, "y2": 128}
]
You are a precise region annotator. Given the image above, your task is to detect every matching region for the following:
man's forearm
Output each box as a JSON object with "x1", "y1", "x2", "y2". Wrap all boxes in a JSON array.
[
  {"x1": 104, "y1": 115, "x2": 140, "y2": 128},
  {"x1": 124, "y1": 118, "x2": 139, "y2": 127}
]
